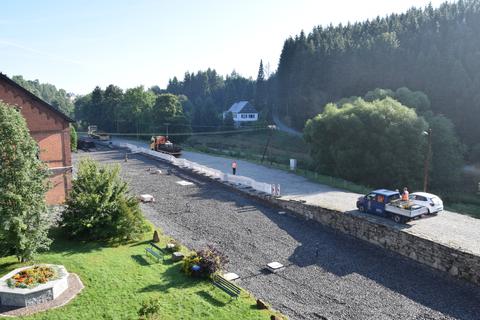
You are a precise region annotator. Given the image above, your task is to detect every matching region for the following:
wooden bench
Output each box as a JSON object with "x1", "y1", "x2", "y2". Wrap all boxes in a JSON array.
[
  {"x1": 212, "y1": 274, "x2": 241, "y2": 299},
  {"x1": 145, "y1": 242, "x2": 168, "y2": 262}
]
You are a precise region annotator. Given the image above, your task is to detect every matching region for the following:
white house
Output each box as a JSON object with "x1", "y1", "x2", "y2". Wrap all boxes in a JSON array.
[{"x1": 223, "y1": 101, "x2": 258, "y2": 125}]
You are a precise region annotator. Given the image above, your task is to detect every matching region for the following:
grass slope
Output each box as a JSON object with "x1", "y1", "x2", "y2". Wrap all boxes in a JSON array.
[{"x1": 0, "y1": 232, "x2": 280, "y2": 320}]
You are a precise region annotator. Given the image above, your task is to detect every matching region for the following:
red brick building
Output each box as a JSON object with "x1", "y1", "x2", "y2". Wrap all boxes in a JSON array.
[{"x1": 0, "y1": 73, "x2": 74, "y2": 205}]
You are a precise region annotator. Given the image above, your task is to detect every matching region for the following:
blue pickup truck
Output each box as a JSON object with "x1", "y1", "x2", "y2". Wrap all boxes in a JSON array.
[{"x1": 356, "y1": 189, "x2": 428, "y2": 223}]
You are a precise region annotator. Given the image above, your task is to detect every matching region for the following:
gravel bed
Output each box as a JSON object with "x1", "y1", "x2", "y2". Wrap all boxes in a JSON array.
[{"x1": 75, "y1": 149, "x2": 480, "y2": 320}]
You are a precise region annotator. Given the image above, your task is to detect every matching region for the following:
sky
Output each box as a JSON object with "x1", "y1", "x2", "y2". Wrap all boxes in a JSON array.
[{"x1": 1, "y1": 0, "x2": 448, "y2": 94}]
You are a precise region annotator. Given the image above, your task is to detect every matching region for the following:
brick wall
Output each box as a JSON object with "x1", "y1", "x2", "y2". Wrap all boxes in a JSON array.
[{"x1": 0, "y1": 81, "x2": 72, "y2": 205}]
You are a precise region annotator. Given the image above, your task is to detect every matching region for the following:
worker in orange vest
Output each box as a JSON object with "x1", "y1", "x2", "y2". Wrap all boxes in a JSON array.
[
  {"x1": 232, "y1": 161, "x2": 237, "y2": 175},
  {"x1": 402, "y1": 187, "x2": 409, "y2": 201}
]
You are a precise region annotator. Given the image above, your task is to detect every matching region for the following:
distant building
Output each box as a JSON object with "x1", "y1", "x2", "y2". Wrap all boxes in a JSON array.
[
  {"x1": 0, "y1": 73, "x2": 74, "y2": 205},
  {"x1": 223, "y1": 101, "x2": 258, "y2": 126}
]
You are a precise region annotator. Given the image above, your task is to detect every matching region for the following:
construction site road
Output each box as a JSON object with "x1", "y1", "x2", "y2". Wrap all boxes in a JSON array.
[
  {"x1": 111, "y1": 137, "x2": 480, "y2": 257},
  {"x1": 74, "y1": 148, "x2": 480, "y2": 320}
]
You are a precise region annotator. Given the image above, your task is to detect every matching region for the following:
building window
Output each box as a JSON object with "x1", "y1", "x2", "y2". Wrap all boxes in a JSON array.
[
  {"x1": 241, "y1": 114, "x2": 247, "y2": 119},
  {"x1": 248, "y1": 114, "x2": 255, "y2": 118}
]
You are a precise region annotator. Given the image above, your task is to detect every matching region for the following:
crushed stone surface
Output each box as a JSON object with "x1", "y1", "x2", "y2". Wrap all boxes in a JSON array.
[{"x1": 74, "y1": 149, "x2": 480, "y2": 320}]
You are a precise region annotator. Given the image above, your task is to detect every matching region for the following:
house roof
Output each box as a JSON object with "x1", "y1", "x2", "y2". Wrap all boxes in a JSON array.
[
  {"x1": 0, "y1": 73, "x2": 74, "y2": 123},
  {"x1": 227, "y1": 101, "x2": 258, "y2": 114}
]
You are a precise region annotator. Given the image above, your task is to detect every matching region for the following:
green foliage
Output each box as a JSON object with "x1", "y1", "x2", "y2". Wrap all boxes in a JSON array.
[
  {"x1": 152, "y1": 94, "x2": 191, "y2": 143},
  {"x1": 470, "y1": 144, "x2": 480, "y2": 163},
  {"x1": 424, "y1": 113, "x2": 465, "y2": 190},
  {"x1": 138, "y1": 297, "x2": 163, "y2": 319},
  {"x1": 221, "y1": 112, "x2": 235, "y2": 133},
  {"x1": 62, "y1": 158, "x2": 149, "y2": 242},
  {"x1": 12, "y1": 75, "x2": 74, "y2": 117},
  {"x1": 70, "y1": 125, "x2": 78, "y2": 152},
  {"x1": 304, "y1": 98, "x2": 428, "y2": 188},
  {"x1": 0, "y1": 101, "x2": 52, "y2": 262},
  {"x1": 277, "y1": 1, "x2": 480, "y2": 148}
]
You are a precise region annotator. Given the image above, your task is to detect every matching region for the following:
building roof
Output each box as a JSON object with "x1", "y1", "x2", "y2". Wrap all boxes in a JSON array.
[
  {"x1": 0, "y1": 73, "x2": 74, "y2": 123},
  {"x1": 227, "y1": 101, "x2": 258, "y2": 114}
]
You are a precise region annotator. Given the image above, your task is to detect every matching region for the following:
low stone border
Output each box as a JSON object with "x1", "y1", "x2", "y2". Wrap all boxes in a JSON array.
[{"x1": 0, "y1": 273, "x2": 84, "y2": 317}]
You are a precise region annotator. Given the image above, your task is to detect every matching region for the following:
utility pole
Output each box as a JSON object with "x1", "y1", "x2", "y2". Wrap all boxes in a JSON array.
[
  {"x1": 261, "y1": 125, "x2": 276, "y2": 163},
  {"x1": 423, "y1": 128, "x2": 432, "y2": 192},
  {"x1": 164, "y1": 122, "x2": 170, "y2": 138}
]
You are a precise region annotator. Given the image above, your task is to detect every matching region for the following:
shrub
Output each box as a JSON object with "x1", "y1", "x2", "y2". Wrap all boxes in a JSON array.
[
  {"x1": 70, "y1": 125, "x2": 77, "y2": 152},
  {"x1": 182, "y1": 245, "x2": 228, "y2": 278},
  {"x1": 138, "y1": 297, "x2": 162, "y2": 319},
  {"x1": 62, "y1": 158, "x2": 150, "y2": 242}
]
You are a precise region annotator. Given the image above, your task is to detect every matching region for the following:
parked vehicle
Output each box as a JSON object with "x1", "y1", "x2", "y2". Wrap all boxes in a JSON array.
[
  {"x1": 410, "y1": 192, "x2": 443, "y2": 214},
  {"x1": 356, "y1": 189, "x2": 429, "y2": 223}
]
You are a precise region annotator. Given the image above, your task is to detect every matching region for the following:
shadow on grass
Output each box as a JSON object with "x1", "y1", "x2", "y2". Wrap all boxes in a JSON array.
[
  {"x1": 139, "y1": 264, "x2": 202, "y2": 293},
  {"x1": 129, "y1": 240, "x2": 151, "y2": 248},
  {"x1": 131, "y1": 254, "x2": 150, "y2": 266},
  {"x1": 0, "y1": 262, "x2": 18, "y2": 275},
  {"x1": 48, "y1": 238, "x2": 104, "y2": 256},
  {"x1": 196, "y1": 290, "x2": 227, "y2": 307}
]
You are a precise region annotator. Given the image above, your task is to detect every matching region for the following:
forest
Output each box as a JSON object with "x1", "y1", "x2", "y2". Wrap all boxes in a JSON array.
[{"x1": 276, "y1": 0, "x2": 480, "y2": 155}]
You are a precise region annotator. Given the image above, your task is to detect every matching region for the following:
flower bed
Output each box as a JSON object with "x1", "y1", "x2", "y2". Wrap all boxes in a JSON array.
[{"x1": 7, "y1": 265, "x2": 59, "y2": 289}]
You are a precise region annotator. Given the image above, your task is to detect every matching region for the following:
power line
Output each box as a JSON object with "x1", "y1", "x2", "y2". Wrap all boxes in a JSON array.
[{"x1": 78, "y1": 127, "x2": 268, "y2": 137}]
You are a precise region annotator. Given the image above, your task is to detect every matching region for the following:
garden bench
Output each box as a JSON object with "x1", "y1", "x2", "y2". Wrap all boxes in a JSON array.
[
  {"x1": 212, "y1": 274, "x2": 241, "y2": 299},
  {"x1": 145, "y1": 242, "x2": 168, "y2": 262}
]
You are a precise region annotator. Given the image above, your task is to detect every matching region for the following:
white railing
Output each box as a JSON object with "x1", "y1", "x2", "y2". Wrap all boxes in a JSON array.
[{"x1": 111, "y1": 141, "x2": 277, "y2": 195}]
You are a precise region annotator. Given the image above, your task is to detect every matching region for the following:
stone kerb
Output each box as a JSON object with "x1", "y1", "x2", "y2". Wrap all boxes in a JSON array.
[{"x1": 0, "y1": 265, "x2": 69, "y2": 307}]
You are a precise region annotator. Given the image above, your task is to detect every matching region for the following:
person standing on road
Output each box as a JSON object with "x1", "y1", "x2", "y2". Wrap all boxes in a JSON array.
[{"x1": 232, "y1": 160, "x2": 237, "y2": 175}]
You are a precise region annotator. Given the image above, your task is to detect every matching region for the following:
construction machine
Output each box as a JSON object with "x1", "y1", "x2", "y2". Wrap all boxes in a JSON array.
[
  {"x1": 150, "y1": 136, "x2": 182, "y2": 157},
  {"x1": 88, "y1": 125, "x2": 110, "y2": 141}
]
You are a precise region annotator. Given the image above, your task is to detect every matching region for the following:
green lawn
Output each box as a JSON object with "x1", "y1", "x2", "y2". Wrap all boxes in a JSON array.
[
  {"x1": 184, "y1": 130, "x2": 311, "y2": 167},
  {"x1": 0, "y1": 232, "x2": 282, "y2": 320}
]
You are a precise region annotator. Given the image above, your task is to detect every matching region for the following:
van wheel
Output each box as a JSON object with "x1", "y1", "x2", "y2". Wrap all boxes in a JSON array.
[
  {"x1": 358, "y1": 205, "x2": 366, "y2": 213},
  {"x1": 392, "y1": 214, "x2": 402, "y2": 223}
]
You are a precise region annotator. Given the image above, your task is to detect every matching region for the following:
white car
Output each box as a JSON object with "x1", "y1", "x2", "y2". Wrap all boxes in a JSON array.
[{"x1": 410, "y1": 192, "x2": 444, "y2": 214}]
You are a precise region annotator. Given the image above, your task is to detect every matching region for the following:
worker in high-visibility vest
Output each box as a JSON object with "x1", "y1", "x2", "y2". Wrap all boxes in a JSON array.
[
  {"x1": 232, "y1": 161, "x2": 237, "y2": 175},
  {"x1": 402, "y1": 187, "x2": 409, "y2": 201}
]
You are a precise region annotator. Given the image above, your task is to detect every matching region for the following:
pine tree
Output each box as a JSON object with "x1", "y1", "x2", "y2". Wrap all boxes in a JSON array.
[{"x1": 255, "y1": 59, "x2": 266, "y2": 112}]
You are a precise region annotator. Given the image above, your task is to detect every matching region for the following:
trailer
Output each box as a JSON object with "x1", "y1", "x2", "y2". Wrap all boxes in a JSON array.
[{"x1": 356, "y1": 189, "x2": 428, "y2": 223}]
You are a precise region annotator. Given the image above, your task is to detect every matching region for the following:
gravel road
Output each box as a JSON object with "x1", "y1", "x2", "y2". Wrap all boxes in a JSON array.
[{"x1": 75, "y1": 148, "x2": 480, "y2": 320}]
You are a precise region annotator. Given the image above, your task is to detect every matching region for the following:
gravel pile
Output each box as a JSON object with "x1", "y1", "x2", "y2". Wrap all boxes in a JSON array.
[{"x1": 75, "y1": 149, "x2": 480, "y2": 320}]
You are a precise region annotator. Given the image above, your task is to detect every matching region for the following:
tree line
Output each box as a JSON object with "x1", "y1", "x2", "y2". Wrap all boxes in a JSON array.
[
  {"x1": 75, "y1": 86, "x2": 191, "y2": 142},
  {"x1": 12, "y1": 75, "x2": 74, "y2": 116}
]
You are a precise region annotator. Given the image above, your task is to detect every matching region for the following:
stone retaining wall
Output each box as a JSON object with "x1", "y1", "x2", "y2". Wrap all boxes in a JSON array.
[{"x1": 252, "y1": 194, "x2": 480, "y2": 286}]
